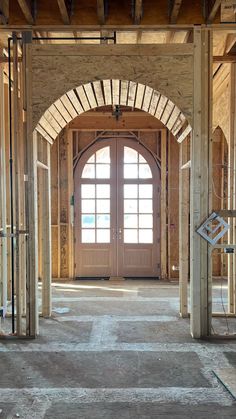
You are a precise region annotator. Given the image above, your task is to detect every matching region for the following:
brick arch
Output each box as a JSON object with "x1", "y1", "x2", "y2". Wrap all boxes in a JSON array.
[{"x1": 35, "y1": 79, "x2": 192, "y2": 144}]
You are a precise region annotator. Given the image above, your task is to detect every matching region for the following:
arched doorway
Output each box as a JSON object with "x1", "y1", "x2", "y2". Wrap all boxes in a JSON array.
[{"x1": 74, "y1": 137, "x2": 160, "y2": 278}]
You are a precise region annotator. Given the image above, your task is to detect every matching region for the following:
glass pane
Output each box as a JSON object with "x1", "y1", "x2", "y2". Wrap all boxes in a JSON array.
[
  {"x1": 124, "y1": 229, "x2": 138, "y2": 243},
  {"x1": 82, "y1": 229, "x2": 95, "y2": 243},
  {"x1": 82, "y1": 164, "x2": 95, "y2": 178},
  {"x1": 124, "y1": 199, "x2": 138, "y2": 213},
  {"x1": 124, "y1": 164, "x2": 138, "y2": 179},
  {"x1": 97, "y1": 229, "x2": 110, "y2": 243},
  {"x1": 139, "y1": 214, "x2": 153, "y2": 228},
  {"x1": 139, "y1": 154, "x2": 147, "y2": 163},
  {"x1": 124, "y1": 214, "x2": 138, "y2": 228},
  {"x1": 139, "y1": 164, "x2": 152, "y2": 179},
  {"x1": 139, "y1": 229, "x2": 153, "y2": 243},
  {"x1": 96, "y1": 164, "x2": 110, "y2": 179},
  {"x1": 82, "y1": 199, "x2": 95, "y2": 213},
  {"x1": 82, "y1": 214, "x2": 95, "y2": 228},
  {"x1": 81, "y1": 184, "x2": 95, "y2": 198},
  {"x1": 96, "y1": 147, "x2": 110, "y2": 163},
  {"x1": 97, "y1": 214, "x2": 110, "y2": 228},
  {"x1": 124, "y1": 184, "x2": 138, "y2": 199},
  {"x1": 139, "y1": 184, "x2": 153, "y2": 198},
  {"x1": 97, "y1": 184, "x2": 110, "y2": 198},
  {"x1": 124, "y1": 147, "x2": 138, "y2": 163},
  {"x1": 139, "y1": 199, "x2": 153, "y2": 213},
  {"x1": 87, "y1": 154, "x2": 95, "y2": 163},
  {"x1": 97, "y1": 199, "x2": 110, "y2": 213}
]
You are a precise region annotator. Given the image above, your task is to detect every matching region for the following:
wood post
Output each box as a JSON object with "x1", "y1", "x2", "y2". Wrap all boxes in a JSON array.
[
  {"x1": 190, "y1": 27, "x2": 212, "y2": 338},
  {"x1": 160, "y1": 129, "x2": 167, "y2": 279},
  {"x1": 41, "y1": 141, "x2": 52, "y2": 317},
  {"x1": 0, "y1": 57, "x2": 7, "y2": 322},
  {"x1": 22, "y1": 32, "x2": 39, "y2": 337},
  {"x1": 179, "y1": 139, "x2": 189, "y2": 317},
  {"x1": 13, "y1": 33, "x2": 23, "y2": 334},
  {"x1": 227, "y1": 62, "x2": 236, "y2": 315}
]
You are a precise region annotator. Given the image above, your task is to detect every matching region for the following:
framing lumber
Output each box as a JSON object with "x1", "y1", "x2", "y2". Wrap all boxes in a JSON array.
[
  {"x1": 97, "y1": 0, "x2": 105, "y2": 25},
  {"x1": 179, "y1": 139, "x2": 189, "y2": 317},
  {"x1": 190, "y1": 27, "x2": 212, "y2": 338},
  {"x1": 229, "y1": 63, "x2": 236, "y2": 314},
  {"x1": 213, "y1": 55, "x2": 236, "y2": 62},
  {"x1": 0, "y1": 56, "x2": 7, "y2": 321},
  {"x1": 57, "y1": 0, "x2": 71, "y2": 25},
  {"x1": 169, "y1": 0, "x2": 183, "y2": 24},
  {"x1": 41, "y1": 141, "x2": 52, "y2": 317},
  {"x1": 13, "y1": 33, "x2": 23, "y2": 335},
  {"x1": 17, "y1": 0, "x2": 34, "y2": 25},
  {"x1": 160, "y1": 129, "x2": 167, "y2": 279},
  {"x1": 134, "y1": 0, "x2": 143, "y2": 25},
  {"x1": 207, "y1": 0, "x2": 221, "y2": 23},
  {"x1": 0, "y1": 0, "x2": 9, "y2": 24},
  {"x1": 22, "y1": 31, "x2": 38, "y2": 336}
]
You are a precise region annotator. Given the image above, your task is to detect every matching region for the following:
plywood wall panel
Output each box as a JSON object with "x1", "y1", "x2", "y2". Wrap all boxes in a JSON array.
[{"x1": 32, "y1": 45, "x2": 193, "y2": 129}]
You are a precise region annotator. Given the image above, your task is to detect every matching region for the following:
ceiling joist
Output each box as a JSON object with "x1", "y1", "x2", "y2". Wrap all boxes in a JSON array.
[
  {"x1": 208, "y1": 0, "x2": 221, "y2": 23},
  {"x1": 169, "y1": 0, "x2": 183, "y2": 24},
  {"x1": 17, "y1": 0, "x2": 34, "y2": 25},
  {"x1": 0, "y1": 0, "x2": 9, "y2": 24},
  {"x1": 97, "y1": 0, "x2": 106, "y2": 24},
  {"x1": 57, "y1": 0, "x2": 71, "y2": 25},
  {"x1": 134, "y1": 0, "x2": 143, "y2": 25}
]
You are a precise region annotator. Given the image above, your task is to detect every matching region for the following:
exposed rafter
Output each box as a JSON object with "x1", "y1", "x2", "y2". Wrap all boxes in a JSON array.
[
  {"x1": 208, "y1": 0, "x2": 221, "y2": 23},
  {"x1": 57, "y1": 0, "x2": 71, "y2": 25},
  {"x1": 0, "y1": 0, "x2": 9, "y2": 24},
  {"x1": 134, "y1": 0, "x2": 143, "y2": 25},
  {"x1": 97, "y1": 0, "x2": 105, "y2": 24},
  {"x1": 17, "y1": 0, "x2": 34, "y2": 25},
  {"x1": 169, "y1": 0, "x2": 183, "y2": 24}
]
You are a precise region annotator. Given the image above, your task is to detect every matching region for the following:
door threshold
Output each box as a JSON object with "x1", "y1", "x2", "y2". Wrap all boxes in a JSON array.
[{"x1": 109, "y1": 276, "x2": 125, "y2": 281}]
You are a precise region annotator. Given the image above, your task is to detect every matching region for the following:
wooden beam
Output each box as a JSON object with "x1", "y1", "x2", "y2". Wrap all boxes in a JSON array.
[
  {"x1": 0, "y1": 0, "x2": 9, "y2": 24},
  {"x1": 97, "y1": 0, "x2": 105, "y2": 24},
  {"x1": 169, "y1": 0, "x2": 183, "y2": 24},
  {"x1": 160, "y1": 129, "x2": 167, "y2": 279},
  {"x1": 17, "y1": 0, "x2": 34, "y2": 25},
  {"x1": 57, "y1": 0, "x2": 71, "y2": 25},
  {"x1": 134, "y1": 0, "x2": 143, "y2": 25},
  {"x1": 208, "y1": 0, "x2": 221, "y2": 23},
  {"x1": 213, "y1": 55, "x2": 236, "y2": 62}
]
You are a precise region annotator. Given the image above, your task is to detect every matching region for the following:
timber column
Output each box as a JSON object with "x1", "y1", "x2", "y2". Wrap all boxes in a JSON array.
[
  {"x1": 190, "y1": 27, "x2": 212, "y2": 338},
  {"x1": 22, "y1": 31, "x2": 39, "y2": 336}
]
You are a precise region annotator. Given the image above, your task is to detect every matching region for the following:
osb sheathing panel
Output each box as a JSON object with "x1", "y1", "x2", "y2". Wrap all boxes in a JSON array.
[
  {"x1": 213, "y1": 68, "x2": 230, "y2": 143},
  {"x1": 31, "y1": 45, "x2": 193, "y2": 129}
]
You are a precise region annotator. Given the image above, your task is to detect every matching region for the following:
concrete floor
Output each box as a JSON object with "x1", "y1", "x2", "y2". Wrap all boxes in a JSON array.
[{"x1": 0, "y1": 279, "x2": 236, "y2": 418}]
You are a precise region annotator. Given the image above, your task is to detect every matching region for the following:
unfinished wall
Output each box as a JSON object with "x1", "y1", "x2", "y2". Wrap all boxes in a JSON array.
[{"x1": 31, "y1": 44, "x2": 193, "y2": 130}]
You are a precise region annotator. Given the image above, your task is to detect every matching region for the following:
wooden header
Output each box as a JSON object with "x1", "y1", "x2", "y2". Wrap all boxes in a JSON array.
[{"x1": 32, "y1": 43, "x2": 194, "y2": 57}]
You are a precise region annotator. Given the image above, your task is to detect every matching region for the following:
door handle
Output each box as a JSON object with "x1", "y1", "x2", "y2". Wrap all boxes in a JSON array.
[{"x1": 118, "y1": 228, "x2": 122, "y2": 240}]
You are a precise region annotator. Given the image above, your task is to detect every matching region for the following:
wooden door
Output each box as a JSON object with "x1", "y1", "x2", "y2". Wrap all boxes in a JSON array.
[{"x1": 74, "y1": 138, "x2": 160, "y2": 278}]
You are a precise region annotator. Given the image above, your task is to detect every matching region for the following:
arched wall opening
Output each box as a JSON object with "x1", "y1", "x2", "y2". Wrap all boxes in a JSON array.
[
  {"x1": 34, "y1": 79, "x2": 192, "y2": 145},
  {"x1": 35, "y1": 80, "x2": 191, "y2": 288}
]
